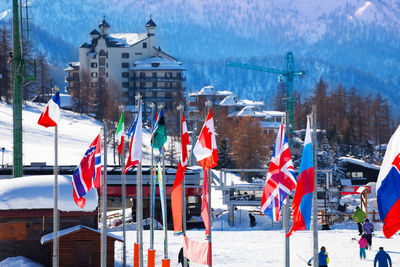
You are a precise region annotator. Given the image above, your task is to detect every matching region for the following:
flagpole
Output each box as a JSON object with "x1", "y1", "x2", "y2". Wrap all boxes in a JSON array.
[
  {"x1": 121, "y1": 108, "x2": 127, "y2": 267},
  {"x1": 150, "y1": 102, "x2": 155, "y2": 250},
  {"x1": 53, "y1": 125, "x2": 59, "y2": 267},
  {"x1": 162, "y1": 150, "x2": 168, "y2": 260},
  {"x1": 312, "y1": 105, "x2": 319, "y2": 267},
  {"x1": 283, "y1": 113, "x2": 290, "y2": 267},
  {"x1": 136, "y1": 97, "x2": 144, "y2": 267},
  {"x1": 205, "y1": 101, "x2": 212, "y2": 267},
  {"x1": 177, "y1": 104, "x2": 188, "y2": 267},
  {"x1": 101, "y1": 123, "x2": 108, "y2": 267}
]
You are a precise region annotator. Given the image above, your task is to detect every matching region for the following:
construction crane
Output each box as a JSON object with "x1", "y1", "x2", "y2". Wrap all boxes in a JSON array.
[
  {"x1": 226, "y1": 52, "x2": 305, "y2": 148},
  {"x1": 12, "y1": 0, "x2": 36, "y2": 177}
]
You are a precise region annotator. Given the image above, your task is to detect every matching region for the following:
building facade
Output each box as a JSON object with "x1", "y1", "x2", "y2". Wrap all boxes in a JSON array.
[{"x1": 65, "y1": 18, "x2": 185, "y2": 115}]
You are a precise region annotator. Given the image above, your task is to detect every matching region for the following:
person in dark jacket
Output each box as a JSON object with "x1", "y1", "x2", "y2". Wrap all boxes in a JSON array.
[
  {"x1": 178, "y1": 247, "x2": 190, "y2": 267},
  {"x1": 374, "y1": 247, "x2": 392, "y2": 267},
  {"x1": 362, "y1": 218, "x2": 374, "y2": 249},
  {"x1": 249, "y1": 213, "x2": 256, "y2": 227}
]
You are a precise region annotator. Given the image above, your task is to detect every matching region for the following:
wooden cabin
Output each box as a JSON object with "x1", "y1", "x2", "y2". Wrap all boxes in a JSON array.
[
  {"x1": 0, "y1": 175, "x2": 98, "y2": 265},
  {"x1": 41, "y1": 225, "x2": 122, "y2": 267}
]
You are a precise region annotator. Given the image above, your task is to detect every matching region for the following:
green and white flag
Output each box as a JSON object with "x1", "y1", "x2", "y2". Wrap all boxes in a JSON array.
[
  {"x1": 116, "y1": 111, "x2": 124, "y2": 155},
  {"x1": 151, "y1": 109, "x2": 167, "y2": 150}
]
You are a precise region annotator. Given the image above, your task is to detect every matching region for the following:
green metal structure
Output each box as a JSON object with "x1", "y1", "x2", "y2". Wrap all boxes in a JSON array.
[
  {"x1": 227, "y1": 52, "x2": 305, "y2": 147},
  {"x1": 12, "y1": 0, "x2": 36, "y2": 177}
]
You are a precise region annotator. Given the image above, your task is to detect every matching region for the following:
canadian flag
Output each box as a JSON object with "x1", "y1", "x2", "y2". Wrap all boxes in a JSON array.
[
  {"x1": 193, "y1": 108, "x2": 218, "y2": 170},
  {"x1": 181, "y1": 112, "x2": 190, "y2": 170}
]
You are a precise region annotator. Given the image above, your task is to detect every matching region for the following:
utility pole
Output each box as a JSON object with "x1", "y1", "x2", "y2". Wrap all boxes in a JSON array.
[{"x1": 12, "y1": 0, "x2": 36, "y2": 177}]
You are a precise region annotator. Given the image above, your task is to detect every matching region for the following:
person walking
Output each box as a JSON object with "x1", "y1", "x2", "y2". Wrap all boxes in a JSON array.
[
  {"x1": 307, "y1": 247, "x2": 329, "y2": 266},
  {"x1": 178, "y1": 247, "x2": 190, "y2": 267},
  {"x1": 249, "y1": 213, "x2": 256, "y2": 227},
  {"x1": 358, "y1": 234, "x2": 368, "y2": 260},
  {"x1": 362, "y1": 218, "x2": 374, "y2": 249},
  {"x1": 374, "y1": 247, "x2": 392, "y2": 267},
  {"x1": 352, "y1": 206, "x2": 366, "y2": 235}
]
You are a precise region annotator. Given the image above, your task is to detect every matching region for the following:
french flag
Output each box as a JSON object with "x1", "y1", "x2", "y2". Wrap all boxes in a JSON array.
[
  {"x1": 287, "y1": 116, "x2": 314, "y2": 237},
  {"x1": 377, "y1": 125, "x2": 400, "y2": 238},
  {"x1": 37, "y1": 92, "x2": 60, "y2": 128}
]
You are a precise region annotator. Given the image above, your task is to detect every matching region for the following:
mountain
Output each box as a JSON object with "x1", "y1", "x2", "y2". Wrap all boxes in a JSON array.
[{"x1": 1, "y1": 0, "x2": 400, "y2": 112}]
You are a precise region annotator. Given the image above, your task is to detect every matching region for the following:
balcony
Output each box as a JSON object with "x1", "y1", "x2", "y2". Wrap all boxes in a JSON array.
[{"x1": 131, "y1": 76, "x2": 186, "y2": 82}]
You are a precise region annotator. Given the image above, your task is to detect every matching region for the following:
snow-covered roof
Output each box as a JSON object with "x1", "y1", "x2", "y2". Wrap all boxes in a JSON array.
[
  {"x1": 64, "y1": 62, "x2": 79, "y2": 71},
  {"x1": 229, "y1": 106, "x2": 266, "y2": 117},
  {"x1": 339, "y1": 157, "x2": 380, "y2": 170},
  {"x1": 130, "y1": 56, "x2": 184, "y2": 70},
  {"x1": 107, "y1": 33, "x2": 148, "y2": 47},
  {"x1": 189, "y1": 86, "x2": 233, "y2": 97},
  {"x1": 0, "y1": 175, "x2": 98, "y2": 212},
  {"x1": 219, "y1": 95, "x2": 238, "y2": 106},
  {"x1": 237, "y1": 99, "x2": 264, "y2": 107},
  {"x1": 40, "y1": 225, "x2": 123, "y2": 245}
]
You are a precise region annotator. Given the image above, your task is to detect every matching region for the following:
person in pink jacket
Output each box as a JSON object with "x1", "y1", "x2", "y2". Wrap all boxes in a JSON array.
[{"x1": 359, "y1": 234, "x2": 368, "y2": 260}]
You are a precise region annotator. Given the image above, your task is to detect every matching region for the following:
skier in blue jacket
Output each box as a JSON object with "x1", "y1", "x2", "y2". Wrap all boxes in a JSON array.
[
  {"x1": 307, "y1": 246, "x2": 329, "y2": 267},
  {"x1": 374, "y1": 247, "x2": 392, "y2": 267}
]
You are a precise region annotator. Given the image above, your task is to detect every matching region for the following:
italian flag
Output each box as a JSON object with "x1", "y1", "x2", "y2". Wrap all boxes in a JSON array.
[{"x1": 116, "y1": 112, "x2": 124, "y2": 155}]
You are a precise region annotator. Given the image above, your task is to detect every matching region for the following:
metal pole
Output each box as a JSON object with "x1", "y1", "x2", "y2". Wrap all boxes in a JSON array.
[
  {"x1": 283, "y1": 113, "x2": 290, "y2": 267},
  {"x1": 137, "y1": 98, "x2": 143, "y2": 267},
  {"x1": 12, "y1": 0, "x2": 23, "y2": 178},
  {"x1": 121, "y1": 108, "x2": 127, "y2": 267},
  {"x1": 207, "y1": 169, "x2": 212, "y2": 267},
  {"x1": 162, "y1": 152, "x2": 168, "y2": 259},
  {"x1": 52, "y1": 126, "x2": 59, "y2": 267},
  {"x1": 312, "y1": 105, "x2": 319, "y2": 267},
  {"x1": 149, "y1": 103, "x2": 155, "y2": 249},
  {"x1": 101, "y1": 123, "x2": 108, "y2": 267}
]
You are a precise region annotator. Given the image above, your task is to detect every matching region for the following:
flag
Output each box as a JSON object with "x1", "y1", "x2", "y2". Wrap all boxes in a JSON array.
[
  {"x1": 72, "y1": 134, "x2": 102, "y2": 208},
  {"x1": 38, "y1": 91, "x2": 60, "y2": 128},
  {"x1": 287, "y1": 117, "x2": 314, "y2": 237},
  {"x1": 261, "y1": 122, "x2": 296, "y2": 221},
  {"x1": 172, "y1": 161, "x2": 185, "y2": 235},
  {"x1": 157, "y1": 162, "x2": 167, "y2": 231},
  {"x1": 183, "y1": 236, "x2": 212, "y2": 265},
  {"x1": 201, "y1": 170, "x2": 210, "y2": 235},
  {"x1": 151, "y1": 109, "x2": 167, "y2": 150},
  {"x1": 123, "y1": 107, "x2": 142, "y2": 174},
  {"x1": 181, "y1": 112, "x2": 190, "y2": 170},
  {"x1": 193, "y1": 108, "x2": 218, "y2": 170},
  {"x1": 377, "y1": 124, "x2": 400, "y2": 238},
  {"x1": 115, "y1": 111, "x2": 124, "y2": 155}
]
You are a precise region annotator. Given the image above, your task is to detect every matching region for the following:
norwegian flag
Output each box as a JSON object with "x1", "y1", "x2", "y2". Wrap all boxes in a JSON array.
[
  {"x1": 261, "y1": 122, "x2": 297, "y2": 221},
  {"x1": 72, "y1": 134, "x2": 102, "y2": 208},
  {"x1": 181, "y1": 111, "x2": 190, "y2": 170}
]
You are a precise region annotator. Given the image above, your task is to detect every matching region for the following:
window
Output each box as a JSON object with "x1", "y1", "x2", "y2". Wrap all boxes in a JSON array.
[
  {"x1": 140, "y1": 72, "x2": 145, "y2": 78},
  {"x1": 122, "y1": 72, "x2": 129, "y2": 78},
  {"x1": 145, "y1": 92, "x2": 152, "y2": 97},
  {"x1": 91, "y1": 72, "x2": 97, "y2": 78},
  {"x1": 151, "y1": 62, "x2": 160, "y2": 67},
  {"x1": 122, "y1": 62, "x2": 129, "y2": 68},
  {"x1": 122, "y1": 82, "x2": 129, "y2": 88},
  {"x1": 142, "y1": 42, "x2": 147, "y2": 48},
  {"x1": 140, "y1": 82, "x2": 145, "y2": 88},
  {"x1": 135, "y1": 52, "x2": 142, "y2": 55},
  {"x1": 152, "y1": 72, "x2": 157, "y2": 78},
  {"x1": 152, "y1": 82, "x2": 157, "y2": 88},
  {"x1": 122, "y1": 53, "x2": 129, "y2": 58},
  {"x1": 90, "y1": 62, "x2": 97, "y2": 68},
  {"x1": 157, "y1": 92, "x2": 165, "y2": 97},
  {"x1": 99, "y1": 57, "x2": 105, "y2": 66},
  {"x1": 165, "y1": 72, "x2": 172, "y2": 78},
  {"x1": 177, "y1": 73, "x2": 182, "y2": 78},
  {"x1": 99, "y1": 50, "x2": 107, "y2": 56},
  {"x1": 99, "y1": 67, "x2": 105, "y2": 76},
  {"x1": 90, "y1": 82, "x2": 97, "y2": 87}
]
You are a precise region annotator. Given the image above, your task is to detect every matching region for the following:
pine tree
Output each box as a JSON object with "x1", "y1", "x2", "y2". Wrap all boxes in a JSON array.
[{"x1": 217, "y1": 137, "x2": 235, "y2": 169}]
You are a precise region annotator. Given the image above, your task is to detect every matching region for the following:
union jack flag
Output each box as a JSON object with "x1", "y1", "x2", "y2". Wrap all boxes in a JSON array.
[
  {"x1": 72, "y1": 134, "x2": 102, "y2": 208},
  {"x1": 261, "y1": 122, "x2": 297, "y2": 221}
]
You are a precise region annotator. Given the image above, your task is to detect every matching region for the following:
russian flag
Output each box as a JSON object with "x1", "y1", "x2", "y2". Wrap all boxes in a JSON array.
[
  {"x1": 377, "y1": 125, "x2": 400, "y2": 238},
  {"x1": 287, "y1": 116, "x2": 314, "y2": 237},
  {"x1": 37, "y1": 92, "x2": 60, "y2": 128}
]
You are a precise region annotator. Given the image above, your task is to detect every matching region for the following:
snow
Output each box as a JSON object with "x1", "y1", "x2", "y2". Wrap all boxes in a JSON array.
[
  {"x1": 40, "y1": 225, "x2": 123, "y2": 245},
  {"x1": 354, "y1": 1, "x2": 372, "y2": 17},
  {"x1": 0, "y1": 9, "x2": 10, "y2": 20},
  {"x1": 0, "y1": 175, "x2": 98, "y2": 212},
  {"x1": 236, "y1": 99, "x2": 264, "y2": 107},
  {"x1": 218, "y1": 95, "x2": 237, "y2": 106},
  {"x1": 108, "y1": 33, "x2": 148, "y2": 47},
  {"x1": 189, "y1": 86, "x2": 233, "y2": 97},
  {"x1": 339, "y1": 156, "x2": 380, "y2": 170},
  {"x1": 131, "y1": 56, "x2": 184, "y2": 70},
  {"x1": 0, "y1": 256, "x2": 43, "y2": 267}
]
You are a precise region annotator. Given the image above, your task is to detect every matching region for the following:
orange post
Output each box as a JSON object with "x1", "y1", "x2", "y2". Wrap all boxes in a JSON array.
[
  {"x1": 161, "y1": 258, "x2": 170, "y2": 267},
  {"x1": 147, "y1": 249, "x2": 155, "y2": 267},
  {"x1": 134, "y1": 243, "x2": 140, "y2": 267}
]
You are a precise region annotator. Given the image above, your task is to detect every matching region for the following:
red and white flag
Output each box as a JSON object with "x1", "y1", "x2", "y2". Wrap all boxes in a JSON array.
[
  {"x1": 193, "y1": 108, "x2": 218, "y2": 170},
  {"x1": 181, "y1": 112, "x2": 190, "y2": 170},
  {"x1": 123, "y1": 106, "x2": 142, "y2": 174}
]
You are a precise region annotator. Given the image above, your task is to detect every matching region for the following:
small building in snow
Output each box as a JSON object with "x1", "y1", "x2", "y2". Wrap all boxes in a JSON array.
[
  {"x1": 339, "y1": 157, "x2": 380, "y2": 186},
  {"x1": 41, "y1": 225, "x2": 122, "y2": 267},
  {"x1": 0, "y1": 175, "x2": 98, "y2": 265}
]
